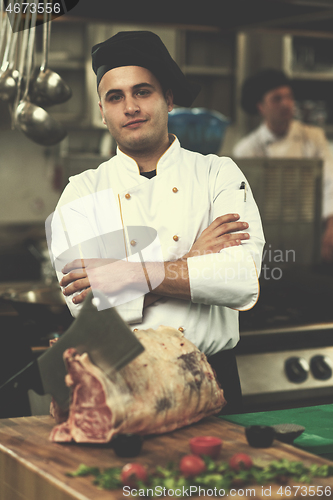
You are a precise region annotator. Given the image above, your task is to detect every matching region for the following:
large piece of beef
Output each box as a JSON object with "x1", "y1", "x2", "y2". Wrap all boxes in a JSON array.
[{"x1": 49, "y1": 326, "x2": 226, "y2": 443}]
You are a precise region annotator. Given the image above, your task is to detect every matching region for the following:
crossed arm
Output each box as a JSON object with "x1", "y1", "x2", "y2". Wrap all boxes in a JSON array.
[{"x1": 59, "y1": 213, "x2": 250, "y2": 306}]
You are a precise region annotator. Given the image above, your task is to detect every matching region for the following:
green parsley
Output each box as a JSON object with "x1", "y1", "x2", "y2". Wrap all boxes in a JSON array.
[{"x1": 67, "y1": 457, "x2": 333, "y2": 495}]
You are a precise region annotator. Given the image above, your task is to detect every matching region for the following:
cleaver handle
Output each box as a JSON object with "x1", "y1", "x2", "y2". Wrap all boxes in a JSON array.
[{"x1": 0, "y1": 359, "x2": 44, "y2": 407}]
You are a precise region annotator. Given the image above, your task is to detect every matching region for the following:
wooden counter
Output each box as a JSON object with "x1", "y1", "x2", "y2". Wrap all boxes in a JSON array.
[{"x1": 0, "y1": 415, "x2": 332, "y2": 500}]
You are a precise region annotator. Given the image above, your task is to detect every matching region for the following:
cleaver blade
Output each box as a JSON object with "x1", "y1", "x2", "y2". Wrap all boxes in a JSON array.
[{"x1": 0, "y1": 290, "x2": 144, "y2": 411}]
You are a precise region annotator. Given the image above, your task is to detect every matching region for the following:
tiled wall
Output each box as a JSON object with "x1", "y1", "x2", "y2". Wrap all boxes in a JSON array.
[{"x1": 0, "y1": 129, "x2": 61, "y2": 224}]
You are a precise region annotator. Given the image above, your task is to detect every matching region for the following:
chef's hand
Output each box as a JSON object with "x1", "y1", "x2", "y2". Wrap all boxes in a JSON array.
[
  {"x1": 183, "y1": 213, "x2": 249, "y2": 259},
  {"x1": 321, "y1": 216, "x2": 333, "y2": 262},
  {"x1": 60, "y1": 258, "x2": 130, "y2": 304}
]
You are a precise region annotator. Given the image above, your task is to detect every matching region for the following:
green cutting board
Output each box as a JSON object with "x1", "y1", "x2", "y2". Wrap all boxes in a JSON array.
[{"x1": 221, "y1": 404, "x2": 333, "y2": 461}]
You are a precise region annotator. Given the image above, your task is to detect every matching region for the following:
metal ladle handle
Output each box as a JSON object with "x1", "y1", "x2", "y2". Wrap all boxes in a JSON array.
[
  {"x1": 14, "y1": 6, "x2": 31, "y2": 109},
  {"x1": 40, "y1": 2, "x2": 50, "y2": 72},
  {"x1": 0, "y1": 0, "x2": 4, "y2": 57},
  {"x1": 0, "y1": 5, "x2": 16, "y2": 72},
  {"x1": 7, "y1": 0, "x2": 23, "y2": 70},
  {"x1": 22, "y1": 1, "x2": 37, "y2": 101}
]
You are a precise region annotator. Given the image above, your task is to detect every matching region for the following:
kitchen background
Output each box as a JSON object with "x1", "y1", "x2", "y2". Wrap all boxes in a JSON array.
[
  {"x1": 1, "y1": 4, "x2": 333, "y2": 280},
  {"x1": 2, "y1": 7, "x2": 333, "y2": 280},
  {"x1": 1, "y1": 0, "x2": 333, "y2": 416}
]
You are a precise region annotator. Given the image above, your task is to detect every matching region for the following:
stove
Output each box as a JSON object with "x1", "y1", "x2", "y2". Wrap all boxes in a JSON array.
[{"x1": 235, "y1": 265, "x2": 333, "y2": 412}]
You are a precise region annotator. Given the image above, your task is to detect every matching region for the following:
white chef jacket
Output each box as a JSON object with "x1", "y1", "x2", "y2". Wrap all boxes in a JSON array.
[
  {"x1": 233, "y1": 120, "x2": 333, "y2": 219},
  {"x1": 48, "y1": 137, "x2": 265, "y2": 356}
]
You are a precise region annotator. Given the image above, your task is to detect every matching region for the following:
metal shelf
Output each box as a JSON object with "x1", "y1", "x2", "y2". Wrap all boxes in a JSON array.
[
  {"x1": 289, "y1": 71, "x2": 333, "y2": 80},
  {"x1": 182, "y1": 66, "x2": 234, "y2": 77}
]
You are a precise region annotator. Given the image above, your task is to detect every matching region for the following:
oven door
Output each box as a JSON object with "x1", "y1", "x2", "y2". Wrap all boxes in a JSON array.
[{"x1": 236, "y1": 327, "x2": 333, "y2": 412}]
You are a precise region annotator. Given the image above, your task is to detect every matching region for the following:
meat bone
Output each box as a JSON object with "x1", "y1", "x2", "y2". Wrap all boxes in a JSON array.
[{"x1": 0, "y1": 291, "x2": 145, "y2": 411}]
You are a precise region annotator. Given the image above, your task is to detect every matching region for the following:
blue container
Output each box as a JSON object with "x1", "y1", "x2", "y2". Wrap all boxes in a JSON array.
[{"x1": 168, "y1": 107, "x2": 230, "y2": 155}]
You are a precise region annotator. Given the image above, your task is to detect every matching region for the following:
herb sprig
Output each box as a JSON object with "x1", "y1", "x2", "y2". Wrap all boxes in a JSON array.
[{"x1": 67, "y1": 457, "x2": 333, "y2": 495}]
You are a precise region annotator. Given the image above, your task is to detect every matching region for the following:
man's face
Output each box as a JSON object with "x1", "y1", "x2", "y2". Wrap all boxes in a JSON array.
[
  {"x1": 98, "y1": 66, "x2": 174, "y2": 156},
  {"x1": 257, "y1": 85, "x2": 294, "y2": 133}
]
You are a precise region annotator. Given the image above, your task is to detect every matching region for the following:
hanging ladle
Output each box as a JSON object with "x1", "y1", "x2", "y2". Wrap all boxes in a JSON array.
[
  {"x1": 0, "y1": 4, "x2": 14, "y2": 71},
  {"x1": 29, "y1": 4, "x2": 72, "y2": 107},
  {"x1": 0, "y1": 32, "x2": 20, "y2": 102},
  {"x1": 0, "y1": 0, "x2": 6, "y2": 60},
  {"x1": 15, "y1": 3, "x2": 67, "y2": 146},
  {"x1": 0, "y1": 4, "x2": 21, "y2": 102}
]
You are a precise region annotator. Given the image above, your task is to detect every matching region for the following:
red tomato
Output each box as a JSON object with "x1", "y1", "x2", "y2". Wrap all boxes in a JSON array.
[
  {"x1": 179, "y1": 454, "x2": 206, "y2": 478},
  {"x1": 121, "y1": 463, "x2": 148, "y2": 487},
  {"x1": 229, "y1": 453, "x2": 253, "y2": 472},
  {"x1": 190, "y1": 436, "x2": 223, "y2": 458}
]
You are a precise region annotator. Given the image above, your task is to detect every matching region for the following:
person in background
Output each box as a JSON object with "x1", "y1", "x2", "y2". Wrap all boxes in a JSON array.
[
  {"x1": 49, "y1": 31, "x2": 265, "y2": 415},
  {"x1": 233, "y1": 68, "x2": 333, "y2": 263}
]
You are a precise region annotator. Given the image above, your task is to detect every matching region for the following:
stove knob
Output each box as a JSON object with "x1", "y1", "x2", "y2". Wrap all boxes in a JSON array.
[
  {"x1": 285, "y1": 357, "x2": 309, "y2": 383},
  {"x1": 310, "y1": 355, "x2": 333, "y2": 380}
]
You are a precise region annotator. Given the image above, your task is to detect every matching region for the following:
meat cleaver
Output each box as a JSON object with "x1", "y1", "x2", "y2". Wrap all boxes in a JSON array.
[{"x1": 0, "y1": 291, "x2": 144, "y2": 411}]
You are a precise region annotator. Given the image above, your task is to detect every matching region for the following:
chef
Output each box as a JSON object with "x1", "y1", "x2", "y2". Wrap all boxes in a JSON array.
[
  {"x1": 48, "y1": 31, "x2": 265, "y2": 414},
  {"x1": 233, "y1": 68, "x2": 333, "y2": 262}
]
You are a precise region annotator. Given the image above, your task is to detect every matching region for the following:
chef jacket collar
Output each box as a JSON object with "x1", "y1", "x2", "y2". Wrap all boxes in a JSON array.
[
  {"x1": 116, "y1": 134, "x2": 180, "y2": 177},
  {"x1": 260, "y1": 120, "x2": 298, "y2": 145},
  {"x1": 259, "y1": 123, "x2": 278, "y2": 145}
]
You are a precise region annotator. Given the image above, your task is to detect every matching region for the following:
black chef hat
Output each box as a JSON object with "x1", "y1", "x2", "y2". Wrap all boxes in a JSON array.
[
  {"x1": 241, "y1": 68, "x2": 293, "y2": 115},
  {"x1": 91, "y1": 31, "x2": 201, "y2": 107}
]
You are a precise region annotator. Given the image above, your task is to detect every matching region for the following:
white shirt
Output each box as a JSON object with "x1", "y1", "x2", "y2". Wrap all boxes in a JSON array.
[
  {"x1": 233, "y1": 120, "x2": 333, "y2": 219},
  {"x1": 48, "y1": 137, "x2": 265, "y2": 356}
]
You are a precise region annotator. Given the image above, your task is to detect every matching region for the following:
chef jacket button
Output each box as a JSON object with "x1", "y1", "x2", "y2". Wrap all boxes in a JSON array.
[
  {"x1": 172, "y1": 187, "x2": 178, "y2": 193},
  {"x1": 178, "y1": 327, "x2": 185, "y2": 333},
  {"x1": 133, "y1": 328, "x2": 138, "y2": 332},
  {"x1": 173, "y1": 235, "x2": 179, "y2": 242},
  {"x1": 125, "y1": 193, "x2": 131, "y2": 200},
  {"x1": 130, "y1": 239, "x2": 137, "y2": 246}
]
